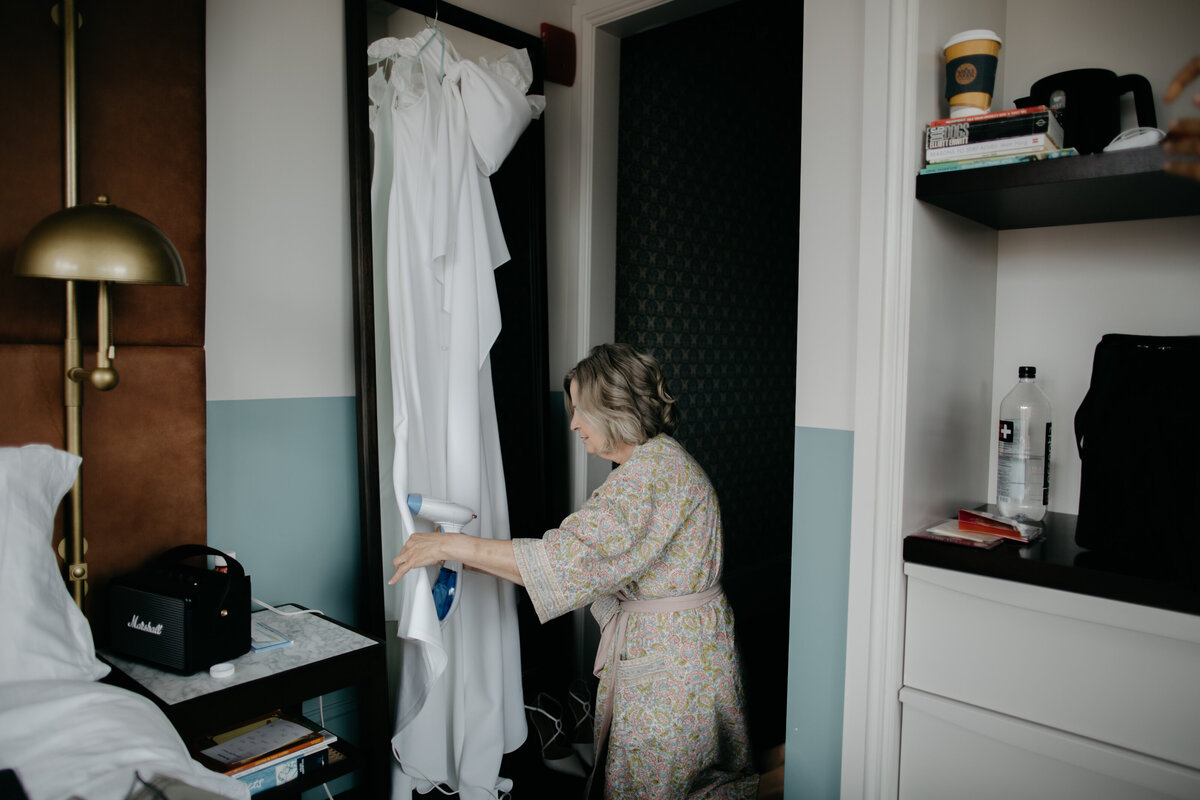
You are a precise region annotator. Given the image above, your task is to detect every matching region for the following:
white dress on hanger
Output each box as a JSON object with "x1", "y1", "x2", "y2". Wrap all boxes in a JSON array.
[{"x1": 367, "y1": 29, "x2": 543, "y2": 800}]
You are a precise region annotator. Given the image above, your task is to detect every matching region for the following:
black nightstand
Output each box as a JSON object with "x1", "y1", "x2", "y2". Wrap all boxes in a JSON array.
[{"x1": 102, "y1": 605, "x2": 390, "y2": 797}]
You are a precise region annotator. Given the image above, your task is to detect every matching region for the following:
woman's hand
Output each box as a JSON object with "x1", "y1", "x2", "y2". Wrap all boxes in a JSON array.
[
  {"x1": 1164, "y1": 55, "x2": 1200, "y2": 180},
  {"x1": 389, "y1": 531, "x2": 458, "y2": 585},
  {"x1": 389, "y1": 531, "x2": 525, "y2": 587}
]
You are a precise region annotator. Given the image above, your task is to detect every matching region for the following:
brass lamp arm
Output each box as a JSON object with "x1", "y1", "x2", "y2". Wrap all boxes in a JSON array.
[{"x1": 68, "y1": 280, "x2": 120, "y2": 391}]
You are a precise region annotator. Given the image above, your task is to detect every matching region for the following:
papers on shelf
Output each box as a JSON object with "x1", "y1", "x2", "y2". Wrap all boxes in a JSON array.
[
  {"x1": 912, "y1": 519, "x2": 1006, "y2": 549},
  {"x1": 250, "y1": 619, "x2": 293, "y2": 651},
  {"x1": 957, "y1": 508, "x2": 1042, "y2": 542},
  {"x1": 195, "y1": 711, "x2": 326, "y2": 775},
  {"x1": 909, "y1": 508, "x2": 1044, "y2": 548}
]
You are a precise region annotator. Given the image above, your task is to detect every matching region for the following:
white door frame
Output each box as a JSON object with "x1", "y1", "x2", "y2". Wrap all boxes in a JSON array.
[
  {"x1": 571, "y1": 1, "x2": 920, "y2": 797},
  {"x1": 842, "y1": 0, "x2": 919, "y2": 797}
]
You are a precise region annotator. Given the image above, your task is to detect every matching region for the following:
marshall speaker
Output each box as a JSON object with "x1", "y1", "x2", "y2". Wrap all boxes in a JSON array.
[{"x1": 108, "y1": 544, "x2": 251, "y2": 674}]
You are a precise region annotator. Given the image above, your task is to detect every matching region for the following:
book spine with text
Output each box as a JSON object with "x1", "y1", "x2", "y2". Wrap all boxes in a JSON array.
[
  {"x1": 925, "y1": 134, "x2": 1058, "y2": 164},
  {"x1": 928, "y1": 104, "x2": 1051, "y2": 127},
  {"x1": 238, "y1": 749, "x2": 330, "y2": 795},
  {"x1": 918, "y1": 147, "x2": 1076, "y2": 174},
  {"x1": 926, "y1": 111, "x2": 1063, "y2": 150}
]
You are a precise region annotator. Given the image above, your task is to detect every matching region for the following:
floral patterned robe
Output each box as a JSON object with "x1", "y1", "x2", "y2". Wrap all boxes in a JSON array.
[{"x1": 512, "y1": 435, "x2": 759, "y2": 799}]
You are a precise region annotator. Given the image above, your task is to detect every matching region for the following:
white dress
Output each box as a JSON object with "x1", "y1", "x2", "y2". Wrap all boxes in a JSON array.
[{"x1": 367, "y1": 29, "x2": 544, "y2": 800}]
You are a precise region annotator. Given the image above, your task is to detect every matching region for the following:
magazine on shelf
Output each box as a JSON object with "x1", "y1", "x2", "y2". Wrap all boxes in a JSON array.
[
  {"x1": 227, "y1": 727, "x2": 337, "y2": 778},
  {"x1": 193, "y1": 710, "x2": 327, "y2": 775}
]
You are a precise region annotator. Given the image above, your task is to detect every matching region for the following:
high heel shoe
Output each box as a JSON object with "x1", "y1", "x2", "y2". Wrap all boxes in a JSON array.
[
  {"x1": 566, "y1": 678, "x2": 596, "y2": 768},
  {"x1": 524, "y1": 692, "x2": 586, "y2": 778}
]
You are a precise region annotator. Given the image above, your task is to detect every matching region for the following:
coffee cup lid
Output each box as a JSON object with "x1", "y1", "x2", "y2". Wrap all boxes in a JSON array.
[{"x1": 944, "y1": 29, "x2": 1002, "y2": 49}]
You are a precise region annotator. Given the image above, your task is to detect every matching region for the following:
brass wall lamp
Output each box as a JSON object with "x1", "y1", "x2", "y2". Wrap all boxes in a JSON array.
[{"x1": 13, "y1": 0, "x2": 186, "y2": 607}]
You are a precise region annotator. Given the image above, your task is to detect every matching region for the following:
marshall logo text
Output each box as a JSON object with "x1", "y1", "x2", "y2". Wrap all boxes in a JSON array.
[{"x1": 127, "y1": 614, "x2": 164, "y2": 636}]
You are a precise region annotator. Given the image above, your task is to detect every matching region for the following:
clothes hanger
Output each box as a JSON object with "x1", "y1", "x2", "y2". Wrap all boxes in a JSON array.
[{"x1": 412, "y1": 1, "x2": 446, "y2": 84}]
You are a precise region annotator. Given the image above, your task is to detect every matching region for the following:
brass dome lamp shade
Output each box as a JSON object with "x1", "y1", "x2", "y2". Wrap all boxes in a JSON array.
[
  {"x1": 16, "y1": 196, "x2": 185, "y2": 285},
  {"x1": 14, "y1": 196, "x2": 186, "y2": 391},
  {"x1": 14, "y1": 0, "x2": 186, "y2": 607}
]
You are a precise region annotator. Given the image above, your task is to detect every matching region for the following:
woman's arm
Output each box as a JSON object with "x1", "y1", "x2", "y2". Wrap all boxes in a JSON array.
[{"x1": 389, "y1": 532, "x2": 524, "y2": 586}]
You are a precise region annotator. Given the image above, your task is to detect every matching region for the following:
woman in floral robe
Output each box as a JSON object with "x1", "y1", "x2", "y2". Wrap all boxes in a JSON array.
[{"x1": 390, "y1": 343, "x2": 782, "y2": 799}]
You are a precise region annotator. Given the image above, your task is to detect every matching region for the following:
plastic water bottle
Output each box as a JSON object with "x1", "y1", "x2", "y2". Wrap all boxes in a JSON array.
[{"x1": 997, "y1": 366, "x2": 1052, "y2": 521}]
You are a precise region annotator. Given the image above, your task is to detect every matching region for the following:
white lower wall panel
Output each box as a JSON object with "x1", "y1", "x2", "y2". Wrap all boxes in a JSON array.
[
  {"x1": 903, "y1": 564, "x2": 1200, "y2": 770},
  {"x1": 899, "y1": 688, "x2": 1200, "y2": 800}
]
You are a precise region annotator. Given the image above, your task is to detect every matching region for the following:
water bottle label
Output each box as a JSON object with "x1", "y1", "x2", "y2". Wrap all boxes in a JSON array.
[
  {"x1": 1042, "y1": 422, "x2": 1053, "y2": 505},
  {"x1": 998, "y1": 418, "x2": 1029, "y2": 505}
]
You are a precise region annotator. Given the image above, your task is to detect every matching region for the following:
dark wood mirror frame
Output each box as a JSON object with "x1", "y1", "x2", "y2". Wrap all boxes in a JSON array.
[{"x1": 343, "y1": 0, "x2": 553, "y2": 641}]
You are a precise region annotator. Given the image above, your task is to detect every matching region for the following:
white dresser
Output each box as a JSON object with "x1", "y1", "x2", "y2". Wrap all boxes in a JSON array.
[{"x1": 901, "y1": 519, "x2": 1200, "y2": 799}]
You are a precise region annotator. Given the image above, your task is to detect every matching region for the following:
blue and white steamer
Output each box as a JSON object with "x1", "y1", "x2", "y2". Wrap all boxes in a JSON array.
[{"x1": 406, "y1": 494, "x2": 476, "y2": 624}]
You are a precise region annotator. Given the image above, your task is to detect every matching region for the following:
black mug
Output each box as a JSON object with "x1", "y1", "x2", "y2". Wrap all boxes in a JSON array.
[{"x1": 1014, "y1": 68, "x2": 1156, "y2": 154}]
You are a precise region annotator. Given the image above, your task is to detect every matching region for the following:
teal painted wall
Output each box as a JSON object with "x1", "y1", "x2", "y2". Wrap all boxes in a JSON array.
[
  {"x1": 207, "y1": 400, "x2": 855, "y2": 798},
  {"x1": 786, "y1": 425, "x2": 853, "y2": 799},
  {"x1": 206, "y1": 396, "x2": 361, "y2": 626}
]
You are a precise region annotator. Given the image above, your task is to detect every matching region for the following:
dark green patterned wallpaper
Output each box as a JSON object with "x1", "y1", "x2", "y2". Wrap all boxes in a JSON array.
[
  {"x1": 616, "y1": 0, "x2": 801, "y2": 748},
  {"x1": 616, "y1": 0, "x2": 800, "y2": 578}
]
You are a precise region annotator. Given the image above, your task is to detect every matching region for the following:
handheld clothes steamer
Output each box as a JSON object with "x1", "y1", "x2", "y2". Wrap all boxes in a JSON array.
[{"x1": 406, "y1": 494, "x2": 476, "y2": 623}]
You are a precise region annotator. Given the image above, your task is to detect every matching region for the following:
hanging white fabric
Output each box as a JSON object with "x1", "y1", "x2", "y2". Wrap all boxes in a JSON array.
[{"x1": 367, "y1": 26, "x2": 543, "y2": 800}]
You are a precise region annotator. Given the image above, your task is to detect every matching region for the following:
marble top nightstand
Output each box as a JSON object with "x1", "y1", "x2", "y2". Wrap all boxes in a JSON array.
[
  {"x1": 101, "y1": 605, "x2": 389, "y2": 797},
  {"x1": 103, "y1": 605, "x2": 376, "y2": 705}
]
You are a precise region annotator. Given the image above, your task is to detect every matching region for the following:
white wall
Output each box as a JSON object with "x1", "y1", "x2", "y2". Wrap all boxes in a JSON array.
[
  {"x1": 899, "y1": 0, "x2": 1200, "y2": 529},
  {"x1": 796, "y1": 0, "x2": 866, "y2": 432},
  {"x1": 989, "y1": 0, "x2": 1200, "y2": 514},
  {"x1": 843, "y1": 0, "x2": 1200, "y2": 796},
  {"x1": 205, "y1": 0, "x2": 354, "y2": 402}
]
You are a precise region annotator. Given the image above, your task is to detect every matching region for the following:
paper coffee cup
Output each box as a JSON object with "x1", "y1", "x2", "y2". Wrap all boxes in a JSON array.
[{"x1": 944, "y1": 29, "x2": 1002, "y2": 117}]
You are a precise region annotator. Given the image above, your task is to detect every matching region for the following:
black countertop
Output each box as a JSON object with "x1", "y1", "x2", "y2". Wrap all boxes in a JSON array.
[{"x1": 904, "y1": 508, "x2": 1200, "y2": 617}]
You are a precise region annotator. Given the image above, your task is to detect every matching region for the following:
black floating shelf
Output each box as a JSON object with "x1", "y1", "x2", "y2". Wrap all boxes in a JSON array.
[{"x1": 916, "y1": 146, "x2": 1200, "y2": 229}]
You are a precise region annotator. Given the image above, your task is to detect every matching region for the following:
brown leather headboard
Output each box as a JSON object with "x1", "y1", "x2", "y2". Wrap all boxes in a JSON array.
[{"x1": 0, "y1": 1, "x2": 207, "y2": 628}]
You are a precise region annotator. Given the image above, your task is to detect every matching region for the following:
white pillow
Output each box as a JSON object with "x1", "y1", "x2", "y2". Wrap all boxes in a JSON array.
[{"x1": 0, "y1": 445, "x2": 110, "y2": 682}]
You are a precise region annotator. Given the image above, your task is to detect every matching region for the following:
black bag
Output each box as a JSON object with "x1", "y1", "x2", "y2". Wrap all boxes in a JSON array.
[{"x1": 1074, "y1": 334, "x2": 1200, "y2": 578}]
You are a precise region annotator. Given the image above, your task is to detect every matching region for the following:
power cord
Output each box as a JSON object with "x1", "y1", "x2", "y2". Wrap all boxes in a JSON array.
[
  {"x1": 394, "y1": 751, "x2": 513, "y2": 800},
  {"x1": 252, "y1": 597, "x2": 325, "y2": 616},
  {"x1": 317, "y1": 696, "x2": 334, "y2": 800},
  {"x1": 253, "y1": 597, "x2": 334, "y2": 797}
]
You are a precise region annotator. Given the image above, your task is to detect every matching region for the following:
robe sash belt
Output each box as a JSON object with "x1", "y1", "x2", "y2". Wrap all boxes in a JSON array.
[{"x1": 588, "y1": 583, "x2": 724, "y2": 792}]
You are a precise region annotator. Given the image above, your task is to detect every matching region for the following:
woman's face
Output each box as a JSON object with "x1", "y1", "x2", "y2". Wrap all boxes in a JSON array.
[
  {"x1": 568, "y1": 378, "x2": 604, "y2": 456},
  {"x1": 569, "y1": 379, "x2": 635, "y2": 464}
]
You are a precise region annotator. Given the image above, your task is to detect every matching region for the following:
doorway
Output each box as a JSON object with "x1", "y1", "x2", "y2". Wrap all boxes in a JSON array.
[{"x1": 610, "y1": 0, "x2": 802, "y2": 755}]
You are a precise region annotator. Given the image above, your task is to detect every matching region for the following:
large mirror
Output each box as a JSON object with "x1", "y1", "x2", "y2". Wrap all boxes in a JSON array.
[
  {"x1": 345, "y1": 0, "x2": 799, "y2": 793},
  {"x1": 345, "y1": 0, "x2": 555, "y2": 637},
  {"x1": 344, "y1": 0, "x2": 567, "y2": 792}
]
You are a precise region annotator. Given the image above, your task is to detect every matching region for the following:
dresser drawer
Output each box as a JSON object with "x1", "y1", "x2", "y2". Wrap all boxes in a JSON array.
[
  {"x1": 903, "y1": 563, "x2": 1200, "y2": 770},
  {"x1": 899, "y1": 687, "x2": 1200, "y2": 800}
]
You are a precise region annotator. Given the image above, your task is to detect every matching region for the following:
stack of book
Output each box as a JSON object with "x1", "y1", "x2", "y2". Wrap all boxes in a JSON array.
[
  {"x1": 193, "y1": 710, "x2": 337, "y2": 795},
  {"x1": 921, "y1": 105, "x2": 1076, "y2": 174}
]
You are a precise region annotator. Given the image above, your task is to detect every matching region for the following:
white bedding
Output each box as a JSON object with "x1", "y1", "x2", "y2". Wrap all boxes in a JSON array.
[
  {"x1": 0, "y1": 446, "x2": 250, "y2": 800},
  {"x1": 0, "y1": 679, "x2": 249, "y2": 800}
]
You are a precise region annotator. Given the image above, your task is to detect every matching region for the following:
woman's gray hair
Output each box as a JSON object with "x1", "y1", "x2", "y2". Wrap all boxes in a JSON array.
[{"x1": 563, "y1": 343, "x2": 678, "y2": 452}]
